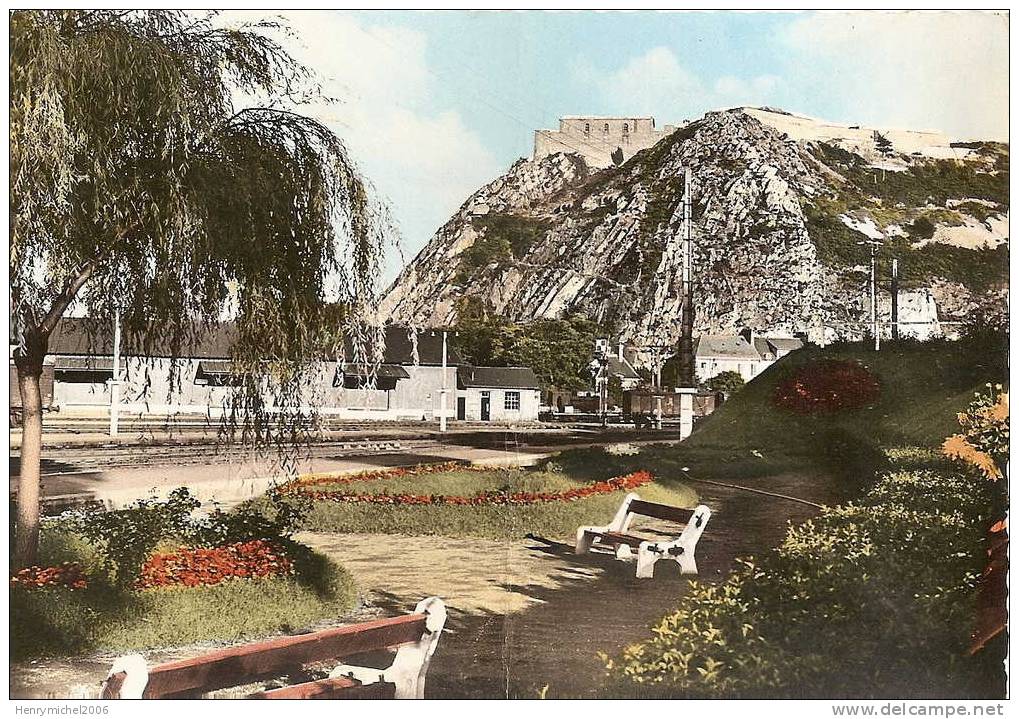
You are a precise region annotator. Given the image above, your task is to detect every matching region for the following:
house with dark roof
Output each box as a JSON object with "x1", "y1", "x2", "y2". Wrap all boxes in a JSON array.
[
  {"x1": 15, "y1": 318, "x2": 545, "y2": 423},
  {"x1": 24, "y1": 319, "x2": 469, "y2": 421},
  {"x1": 456, "y1": 366, "x2": 541, "y2": 421},
  {"x1": 695, "y1": 328, "x2": 804, "y2": 383}
]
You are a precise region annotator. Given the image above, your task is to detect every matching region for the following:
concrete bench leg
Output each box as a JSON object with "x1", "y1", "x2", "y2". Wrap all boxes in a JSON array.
[
  {"x1": 330, "y1": 597, "x2": 447, "y2": 699},
  {"x1": 635, "y1": 546, "x2": 658, "y2": 579}
]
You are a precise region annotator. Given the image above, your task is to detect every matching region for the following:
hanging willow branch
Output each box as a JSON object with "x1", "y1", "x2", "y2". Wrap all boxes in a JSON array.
[{"x1": 10, "y1": 9, "x2": 393, "y2": 474}]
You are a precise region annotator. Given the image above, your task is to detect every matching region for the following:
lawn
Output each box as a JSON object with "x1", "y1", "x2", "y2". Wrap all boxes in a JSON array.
[
  {"x1": 291, "y1": 465, "x2": 699, "y2": 540},
  {"x1": 11, "y1": 525, "x2": 358, "y2": 661}
]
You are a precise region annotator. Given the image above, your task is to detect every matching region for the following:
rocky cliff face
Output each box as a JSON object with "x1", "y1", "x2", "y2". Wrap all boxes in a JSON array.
[{"x1": 382, "y1": 108, "x2": 1008, "y2": 346}]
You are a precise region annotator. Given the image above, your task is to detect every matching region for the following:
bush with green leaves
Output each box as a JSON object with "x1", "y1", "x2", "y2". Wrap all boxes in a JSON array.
[
  {"x1": 59, "y1": 488, "x2": 200, "y2": 586},
  {"x1": 606, "y1": 468, "x2": 999, "y2": 698},
  {"x1": 51, "y1": 486, "x2": 310, "y2": 586}
]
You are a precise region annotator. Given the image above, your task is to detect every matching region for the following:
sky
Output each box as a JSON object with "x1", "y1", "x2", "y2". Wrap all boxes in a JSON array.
[{"x1": 222, "y1": 10, "x2": 1009, "y2": 284}]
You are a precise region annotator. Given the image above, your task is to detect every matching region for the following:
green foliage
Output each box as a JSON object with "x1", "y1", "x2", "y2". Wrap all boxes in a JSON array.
[
  {"x1": 60, "y1": 488, "x2": 200, "y2": 586},
  {"x1": 606, "y1": 468, "x2": 999, "y2": 698},
  {"x1": 53, "y1": 487, "x2": 310, "y2": 585},
  {"x1": 705, "y1": 370, "x2": 744, "y2": 394},
  {"x1": 452, "y1": 298, "x2": 606, "y2": 390},
  {"x1": 471, "y1": 213, "x2": 550, "y2": 259},
  {"x1": 10, "y1": 9, "x2": 389, "y2": 469},
  {"x1": 688, "y1": 334, "x2": 1009, "y2": 487}
]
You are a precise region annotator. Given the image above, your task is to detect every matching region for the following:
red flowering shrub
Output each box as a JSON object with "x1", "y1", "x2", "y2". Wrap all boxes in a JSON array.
[
  {"x1": 135, "y1": 539, "x2": 293, "y2": 590},
  {"x1": 279, "y1": 461, "x2": 486, "y2": 493},
  {"x1": 290, "y1": 469, "x2": 654, "y2": 506},
  {"x1": 10, "y1": 563, "x2": 88, "y2": 591},
  {"x1": 773, "y1": 360, "x2": 880, "y2": 414}
]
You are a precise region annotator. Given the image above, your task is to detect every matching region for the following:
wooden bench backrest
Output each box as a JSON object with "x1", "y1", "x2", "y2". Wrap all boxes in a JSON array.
[
  {"x1": 136, "y1": 612, "x2": 427, "y2": 698},
  {"x1": 627, "y1": 499, "x2": 698, "y2": 525}
]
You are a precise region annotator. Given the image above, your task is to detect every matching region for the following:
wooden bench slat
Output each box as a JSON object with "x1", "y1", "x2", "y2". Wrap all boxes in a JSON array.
[
  {"x1": 249, "y1": 677, "x2": 396, "y2": 700},
  {"x1": 144, "y1": 613, "x2": 427, "y2": 698},
  {"x1": 588, "y1": 530, "x2": 646, "y2": 547},
  {"x1": 628, "y1": 499, "x2": 696, "y2": 525}
]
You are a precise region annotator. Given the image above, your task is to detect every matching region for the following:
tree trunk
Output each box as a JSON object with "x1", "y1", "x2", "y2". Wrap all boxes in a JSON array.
[{"x1": 14, "y1": 364, "x2": 44, "y2": 568}]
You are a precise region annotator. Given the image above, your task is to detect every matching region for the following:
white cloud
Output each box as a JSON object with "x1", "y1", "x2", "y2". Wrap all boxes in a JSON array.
[
  {"x1": 220, "y1": 11, "x2": 501, "y2": 281},
  {"x1": 580, "y1": 46, "x2": 783, "y2": 120},
  {"x1": 781, "y1": 11, "x2": 1008, "y2": 140}
]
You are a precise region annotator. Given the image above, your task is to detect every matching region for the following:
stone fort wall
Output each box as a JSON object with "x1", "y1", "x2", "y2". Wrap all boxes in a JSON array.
[{"x1": 533, "y1": 116, "x2": 676, "y2": 168}]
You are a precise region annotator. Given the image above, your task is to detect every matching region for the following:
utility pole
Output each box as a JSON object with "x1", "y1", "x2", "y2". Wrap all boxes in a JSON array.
[
  {"x1": 891, "y1": 258, "x2": 900, "y2": 341},
  {"x1": 857, "y1": 239, "x2": 882, "y2": 351},
  {"x1": 676, "y1": 167, "x2": 696, "y2": 440},
  {"x1": 678, "y1": 167, "x2": 695, "y2": 387},
  {"x1": 871, "y1": 244, "x2": 879, "y2": 351},
  {"x1": 109, "y1": 309, "x2": 121, "y2": 438},
  {"x1": 439, "y1": 329, "x2": 448, "y2": 432}
]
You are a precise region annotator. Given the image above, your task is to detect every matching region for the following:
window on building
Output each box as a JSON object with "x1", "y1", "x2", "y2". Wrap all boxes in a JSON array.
[
  {"x1": 584, "y1": 122, "x2": 590, "y2": 135},
  {"x1": 622, "y1": 122, "x2": 629, "y2": 134},
  {"x1": 603, "y1": 123, "x2": 610, "y2": 135},
  {"x1": 504, "y1": 391, "x2": 521, "y2": 410}
]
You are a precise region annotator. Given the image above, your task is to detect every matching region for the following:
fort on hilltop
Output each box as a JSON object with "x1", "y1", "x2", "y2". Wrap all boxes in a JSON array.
[{"x1": 533, "y1": 116, "x2": 677, "y2": 168}]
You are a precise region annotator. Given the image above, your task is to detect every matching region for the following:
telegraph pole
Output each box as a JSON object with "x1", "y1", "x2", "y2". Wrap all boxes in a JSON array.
[
  {"x1": 439, "y1": 329, "x2": 448, "y2": 432},
  {"x1": 109, "y1": 309, "x2": 121, "y2": 438},
  {"x1": 676, "y1": 167, "x2": 696, "y2": 440},
  {"x1": 891, "y1": 258, "x2": 900, "y2": 341},
  {"x1": 678, "y1": 167, "x2": 695, "y2": 387}
]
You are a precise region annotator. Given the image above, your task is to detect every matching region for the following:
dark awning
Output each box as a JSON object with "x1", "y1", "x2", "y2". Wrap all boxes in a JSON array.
[
  {"x1": 54, "y1": 357, "x2": 114, "y2": 371},
  {"x1": 197, "y1": 360, "x2": 233, "y2": 375},
  {"x1": 340, "y1": 363, "x2": 410, "y2": 380}
]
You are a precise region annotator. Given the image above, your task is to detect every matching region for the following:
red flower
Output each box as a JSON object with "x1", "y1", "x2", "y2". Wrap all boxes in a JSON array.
[
  {"x1": 135, "y1": 540, "x2": 293, "y2": 590},
  {"x1": 773, "y1": 359, "x2": 880, "y2": 414},
  {"x1": 10, "y1": 562, "x2": 89, "y2": 591}
]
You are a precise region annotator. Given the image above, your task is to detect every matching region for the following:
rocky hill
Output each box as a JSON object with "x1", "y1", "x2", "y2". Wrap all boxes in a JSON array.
[{"x1": 381, "y1": 108, "x2": 1008, "y2": 348}]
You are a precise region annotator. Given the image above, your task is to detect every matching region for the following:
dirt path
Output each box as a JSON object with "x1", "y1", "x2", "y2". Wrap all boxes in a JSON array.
[
  {"x1": 303, "y1": 469, "x2": 839, "y2": 699},
  {"x1": 9, "y1": 470, "x2": 837, "y2": 699}
]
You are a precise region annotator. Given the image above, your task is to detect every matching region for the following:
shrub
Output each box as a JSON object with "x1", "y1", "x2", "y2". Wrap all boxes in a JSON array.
[
  {"x1": 942, "y1": 385, "x2": 1009, "y2": 480},
  {"x1": 59, "y1": 488, "x2": 201, "y2": 586},
  {"x1": 705, "y1": 370, "x2": 744, "y2": 395},
  {"x1": 606, "y1": 469, "x2": 997, "y2": 698}
]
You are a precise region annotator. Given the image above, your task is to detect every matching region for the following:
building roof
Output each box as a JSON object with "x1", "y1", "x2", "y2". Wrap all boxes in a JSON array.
[
  {"x1": 340, "y1": 363, "x2": 411, "y2": 380},
  {"x1": 45, "y1": 318, "x2": 462, "y2": 366},
  {"x1": 694, "y1": 335, "x2": 761, "y2": 360},
  {"x1": 607, "y1": 356, "x2": 641, "y2": 380},
  {"x1": 457, "y1": 366, "x2": 541, "y2": 390},
  {"x1": 695, "y1": 334, "x2": 805, "y2": 362}
]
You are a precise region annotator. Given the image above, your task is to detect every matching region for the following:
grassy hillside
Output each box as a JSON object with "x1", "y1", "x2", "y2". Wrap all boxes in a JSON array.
[{"x1": 688, "y1": 334, "x2": 1008, "y2": 461}]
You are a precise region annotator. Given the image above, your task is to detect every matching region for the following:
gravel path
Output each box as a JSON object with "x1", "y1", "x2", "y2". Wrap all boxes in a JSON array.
[{"x1": 10, "y1": 470, "x2": 837, "y2": 699}]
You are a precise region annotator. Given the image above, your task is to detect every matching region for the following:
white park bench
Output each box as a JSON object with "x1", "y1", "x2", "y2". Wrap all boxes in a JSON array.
[
  {"x1": 576, "y1": 492, "x2": 712, "y2": 578},
  {"x1": 101, "y1": 597, "x2": 446, "y2": 699}
]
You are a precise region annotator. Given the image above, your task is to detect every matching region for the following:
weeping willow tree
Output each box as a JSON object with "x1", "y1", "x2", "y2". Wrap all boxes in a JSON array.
[{"x1": 10, "y1": 10, "x2": 389, "y2": 567}]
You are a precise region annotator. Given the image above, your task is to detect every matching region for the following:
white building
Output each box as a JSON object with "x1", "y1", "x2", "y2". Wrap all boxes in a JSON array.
[
  {"x1": 13, "y1": 319, "x2": 542, "y2": 424},
  {"x1": 456, "y1": 366, "x2": 541, "y2": 422},
  {"x1": 694, "y1": 329, "x2": 805, "y2": 384}
]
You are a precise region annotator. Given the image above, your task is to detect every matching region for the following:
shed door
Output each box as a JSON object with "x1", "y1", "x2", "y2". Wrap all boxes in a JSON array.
[
  {"x1": 457, "y1": 396, "x2": 466, "y2": 421},
  {"x1": 480, "y1": 392, "x2": 491, "y2": 421}
]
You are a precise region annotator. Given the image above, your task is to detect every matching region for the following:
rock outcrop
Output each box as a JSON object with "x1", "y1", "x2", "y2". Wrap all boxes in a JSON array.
[{"x1": 382, "y1": 108, "x2": 1008, "y2": 346}]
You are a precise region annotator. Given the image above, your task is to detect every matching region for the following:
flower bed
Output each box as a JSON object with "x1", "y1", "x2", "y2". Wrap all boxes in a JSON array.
[
  {"x1": 286, "y1": 467, "x2": 654, "y2": 506},
  {"x1": 135, "y1": 539, "x2": 294, "y2": 590},
  {"x1": 10, "y1": 562, "x2": 88, "y2": 591},
  {"x1": 773, "y1": 359, "x2": 880, "y2": 414},
  {"x1": 282, "y1": 461, "x2": 489, "y2": 492}
]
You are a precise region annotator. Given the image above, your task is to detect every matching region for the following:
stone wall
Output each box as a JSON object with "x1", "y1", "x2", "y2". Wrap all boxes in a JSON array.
[{"x1": 533, "y1": 116, "x2": 674, "y2": 168}]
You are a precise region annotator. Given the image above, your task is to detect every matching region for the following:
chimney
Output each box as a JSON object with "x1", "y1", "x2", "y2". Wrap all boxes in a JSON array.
[{"x1": 740, "y1": 327, "x2": 754, "y2": 346}]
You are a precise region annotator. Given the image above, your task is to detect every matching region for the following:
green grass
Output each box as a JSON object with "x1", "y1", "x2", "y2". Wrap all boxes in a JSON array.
[
  {"x1": 672, "y1": 334, "x2": 1008, "y2": 493},
  {"x1": 11, "y1": 530, "x2": 358, "y2": 661},
  {"x1": 296, "y1": 467, "x2": 698, "y2": 540}
]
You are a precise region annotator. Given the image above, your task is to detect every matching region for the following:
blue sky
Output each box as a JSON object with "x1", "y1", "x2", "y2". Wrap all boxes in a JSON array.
[{"x1": 229, "y1": 11, "x2": 1008, "y2": 282}]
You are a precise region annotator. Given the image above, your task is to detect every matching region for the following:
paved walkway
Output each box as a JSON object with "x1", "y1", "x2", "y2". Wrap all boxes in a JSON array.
[{"x1": 9, "y1": 469, "x2": 837, "y2": 699}]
